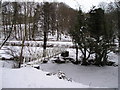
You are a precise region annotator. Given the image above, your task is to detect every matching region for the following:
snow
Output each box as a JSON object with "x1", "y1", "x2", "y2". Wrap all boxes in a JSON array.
[
  {"x1": 2, "y1": 66, "x2": 89, "y2": 88},
  {"x1": 39, "y1": 48, "x2": 118, "y2": 88},
  {"x1": 108, "y1": 52, "x2": 118, "y2": 64},
  {"x1": 0, "y1": 41, "x2": 73, "y2": 59},
  {"x1": 0, "y1": 66, "x2": 2, "y2": 90},
  {"x1": 47, "y1": 34, "x2": 72, "y2": 41},
  {"x1": 6, "y1": 40, "x2": 73, "y2": 47},
  {"x1": 40, "y1": 63, "x2": 118, "y2": 88},
  {"x1": 0, "y1": 40, "x2": 118, "y2": 88},
  {"x1": 0, "y1": 58, "x2": 118, "y2": 88}
]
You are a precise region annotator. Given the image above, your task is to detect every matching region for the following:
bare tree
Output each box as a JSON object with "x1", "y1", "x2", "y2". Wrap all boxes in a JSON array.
[
  {"x1": 42, "y1": 2, "x2": 51, "y2": 57},
  {"x1": 0, "y1": 2, "x2": 13, "y2": 49},
  {"x1": 19, "y1": 2, "x2": 27, "y2": 68}
]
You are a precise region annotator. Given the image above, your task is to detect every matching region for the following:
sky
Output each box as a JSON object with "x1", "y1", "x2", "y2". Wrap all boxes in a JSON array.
[
  {"x1": 2, "y1": 0, "x2": 114, "y2": 12},
  {"x1": 35, "y1": 0, "x2": 114, "y2": 12},
  {"x1": 63, "y1": 0, "x2": 114, "y2": 11}
]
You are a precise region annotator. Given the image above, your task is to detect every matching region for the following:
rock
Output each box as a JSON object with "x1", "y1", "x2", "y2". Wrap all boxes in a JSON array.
[
  {"x1": 42, "y1": 60, "x2": 48, "y2": 63},
  {"x1": 46, "y1": 73, "x2": 52, "y2": 76},
  {"x1": 42, "y1": 59, "x2": 48, "y2": 63},
  {"x1": 2, "y1": 57, "x2": 6, "y2": 60},
  {"x1": 106, "y1": 61, "x2": 115, "y2": 66},
  {"x1": 53, "y1": 57, "x2": 66, "y2": 64},
  {"x1": 33, "y1": 64, "x2": 40, "y2": 69},
  {"x1": 58, "y1": 70, "x2": 66, "y2": 79},
  {"x1": 61, "y1": 51, "x2": 69, "y2": 57}
]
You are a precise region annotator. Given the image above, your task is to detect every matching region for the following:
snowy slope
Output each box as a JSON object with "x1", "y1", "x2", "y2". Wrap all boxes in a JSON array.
[
  {"x1": 0, "y1": 67, "x2": 2, "y2": 90},
  {"x1": 2, "y1": 67, "x2": 89, "y2": 88},
  {"x1": 40, "y1": 63, "x2": 118, "y2": 88}
]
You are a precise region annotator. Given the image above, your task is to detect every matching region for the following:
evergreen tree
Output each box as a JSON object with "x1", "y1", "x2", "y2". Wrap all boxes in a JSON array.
[
  {"x1": 116, "y1": 1, "x2": 120, "y2": 48},
  {"x1": 88, "y1": 8, "x2": 113, "y2": 66}
]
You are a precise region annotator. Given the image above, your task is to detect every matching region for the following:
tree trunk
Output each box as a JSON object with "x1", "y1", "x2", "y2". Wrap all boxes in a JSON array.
[
  {"x1": 43, "y1": 30, "x2": 47, "y2": 57},
  {"x1": 102, "y1": 52, "x2": 108, "y2": 66},
  {"x1": 19, "y1": 40, "x2": 25, "y2": 68},
  {"x1": 18, "y1": 2, "x2": 27, "y2": 68},
  {"x1": 75, "y1": 44, "x2": 79, "y2": 63},
  {"x1": 118, "y1": 10, "x2": 120, "y2": 48},
  {"x1": 20, "y1": 23, "x2": 22, "y2": 40},
  {"x1": 19, "y1": 24, "x2": 26, "y2": 68},
  {"x1": 57, "y1": 28, "x2": 59, "y2": 41},
  {"x1": 81, "y1": 57, "x2": 88, "y2": 65},
  {"x1": 3, "y1": 14, "x2": 6, "y2": 39},
  {"x1": 94, "y1": 53, "x2": 102, "y2": 66}
]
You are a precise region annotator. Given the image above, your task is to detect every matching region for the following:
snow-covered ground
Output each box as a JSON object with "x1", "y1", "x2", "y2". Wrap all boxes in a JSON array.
[
  {"x1": 40, "y1": 63, "x2": 118, "y2": 88},
  {"x1": 2, "y1": 67, "x2": 89, "y2": 88},
  {"x1": 0, "y1": 40, "x2": 118, "y2": 89},
  {"x1": 0, "y1": 51, "x2": 118, "y2": 88},
  {"x1": 0, "y1": 60, "x2": 89, "y2": 88},
  {"x1": 0, "y1": 65, "x2": 2, "y2": 90},
  {"x1": 0, "y1": 59, "x2": 118, "y2": 88}
]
